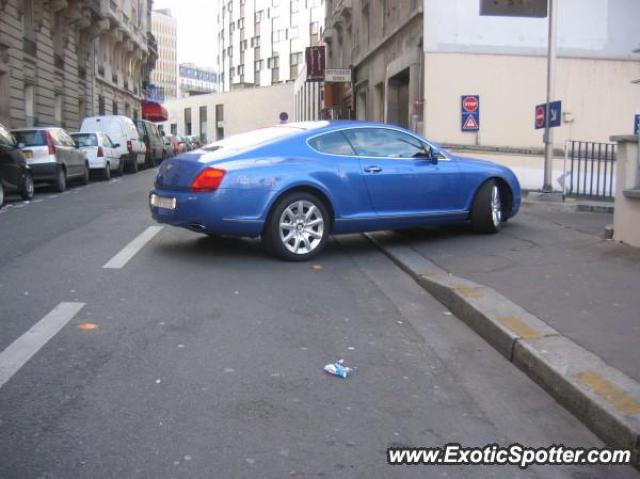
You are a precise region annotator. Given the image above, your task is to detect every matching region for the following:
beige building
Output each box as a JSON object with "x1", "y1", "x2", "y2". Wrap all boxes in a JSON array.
[
  {"x1": 151, "y1": 8, "x2": 177, "y2": 100},
  {"x1": 160, "y1": 83, "x2": 294, "y2": 143},
  {"x1": 0, "y1": 0, "x2": 155, "y2": 130}
]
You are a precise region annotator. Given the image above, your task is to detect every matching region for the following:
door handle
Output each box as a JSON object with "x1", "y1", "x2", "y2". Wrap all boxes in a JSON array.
[{"x1": 364, "y1": 165, "x2": 382, "y2": 174}]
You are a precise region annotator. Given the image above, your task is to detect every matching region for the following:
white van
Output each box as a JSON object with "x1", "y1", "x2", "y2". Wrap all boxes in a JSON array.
[{"x1": 80, "y1": 116, "x2": 146, "y2": 173}]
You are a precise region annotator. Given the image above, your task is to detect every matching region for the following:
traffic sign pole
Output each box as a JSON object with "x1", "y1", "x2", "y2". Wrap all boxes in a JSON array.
[{"x1": 543, "y1": 0, "x2": 557, "y2": 193}]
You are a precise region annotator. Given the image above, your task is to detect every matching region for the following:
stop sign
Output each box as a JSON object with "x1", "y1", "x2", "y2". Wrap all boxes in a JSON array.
[
  {"x1": 535, "y1": 106, "x2": 546, "y2": 128},
  {"x1": 463, "y1": 96, "x2": 478, "y2": 112}
]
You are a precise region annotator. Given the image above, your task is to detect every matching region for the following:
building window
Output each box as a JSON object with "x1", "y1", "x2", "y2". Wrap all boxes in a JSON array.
[
  {"x1": 170, "y1": 123, "x2": 177, "y2": 135},
  {"x1": 251, "y1": 36, "x2": 260, "y2": 47},
  {"x1": 290, "y1": 52, "x2": 303, "y2": 65},
  {"x1": 291, "y1": 0, "x2": 300, "y2": 13},
  {"x1": 267, "y1": 56, "x2": 279, "y2": 69},
  {"x1": 289, "y1": 26, "x2": 299, "y2": 39},
  {"x1": 255, "y1": 60, "x2": 263, "y2": 72},
  {"x1": 230, "y1": 67, "x2": 235, "y2": 79},
  {"x1": 24, "y1": 85, "x2": 35, "y2": 127},
  {"x1": 98, "y1": 95, "x2": 105, "y2": 115},
  {"x1": 112, "y1": 101, "x2": 118, "y2": 115},
  {"x1": 238, "y1": 18, "x2": 244, "y2": 29},
  {"x1": 199, "y1": 106, "x2": 207, "y2": 143},
  {"x1": 185, "y1": 108, "x2": 192, "y2": 135},
  {"x1": 240, "y1": 39, "x2": 248, "y2": 51},
  {"x1": 238, "y1": 65, "x2": 244, "y2": 76},
  {"x1": 255, "y1": 10, "x2": 263, "y2": 22},
  {"x1": 54, "y1": 93, "x2": 63, "y2": 125}
]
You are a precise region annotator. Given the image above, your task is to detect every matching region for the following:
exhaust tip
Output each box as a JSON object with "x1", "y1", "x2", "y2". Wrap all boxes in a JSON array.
[{"x1": 188, "y1": 223, "x2": 207, "y2": 233}]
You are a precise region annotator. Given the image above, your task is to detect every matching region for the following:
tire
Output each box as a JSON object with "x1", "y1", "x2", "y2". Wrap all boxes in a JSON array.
[
  {"x1": 129, "y1": 155, "x2": 138, "y2": 174},
  {"x1": 262, "y1": 192, "x2": 330, "y2": 261},
  {"x1": 81, "y1": 163, "x2": 90, "y2": 185},
  {"x1": 0, "y1": 182, "x2": 4, "y2": 208},
  {"x1": 117, "y1": 157, "x2": 125, "y2": 176},
  {"x1": 20, "y1": 173, "x2": 35, "y2": 201},
  {"x1": 471, "y1": 180, "x2": 502, "y2": 234},
  {"x1": 52, "y1": 167, "x2": 66, "y2": 193},
  {"x1": 102, "y1": 162, "x2": 111, "y2": 181}
]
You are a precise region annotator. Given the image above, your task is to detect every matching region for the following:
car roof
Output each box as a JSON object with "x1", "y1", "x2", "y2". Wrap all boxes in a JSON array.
[{"x1": 11, "y1": 127, "x2": 62, "y2": 131}]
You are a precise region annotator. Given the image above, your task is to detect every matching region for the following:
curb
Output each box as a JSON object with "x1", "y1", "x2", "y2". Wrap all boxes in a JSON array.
[
  {"x1": 521, "y1": 199, "x2": 615, "y2": 214},
  {"x1": 365, "y1": 232, "x2": 640, "y2": 467}
]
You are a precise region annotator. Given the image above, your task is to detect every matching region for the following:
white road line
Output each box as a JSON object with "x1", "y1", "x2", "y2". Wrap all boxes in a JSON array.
[
  {"x1": 103, "y1": 225, "x2": 164, "y2": 269},
  {"x1": 0, "y1": 302, "x2": 85, "y2": 390}
]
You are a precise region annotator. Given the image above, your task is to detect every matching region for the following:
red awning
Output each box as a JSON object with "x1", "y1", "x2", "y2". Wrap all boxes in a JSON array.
[{"x1": 142, "y1": 101, "x2": 168, "y2": 122}]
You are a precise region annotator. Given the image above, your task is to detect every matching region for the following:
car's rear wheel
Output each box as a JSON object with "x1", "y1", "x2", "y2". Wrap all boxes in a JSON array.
[
  {"x1": 471, "y1": 180, "x2": 502, "y2": 234},
  {"x1": 81, "y1": 163, "x2": 90, "y2": 185},
  {"x1": 129, "y1": 156, "x2": 138, "y2": 174},
  {"x1": 117, "y1": 157, "x2": 125, "y2": 176},
  {"x1": 103, "y1": 162, "x2": 111, "y2": 181},
  {"x1": 263, "y1": 192, "x2": 329, "y2": 261},
  {"x1": 20, "y1": 173, "x2": 34, "y2": 201},
  {"x1": 53, "y1": 167, "x2": 66, "y2": 193}
]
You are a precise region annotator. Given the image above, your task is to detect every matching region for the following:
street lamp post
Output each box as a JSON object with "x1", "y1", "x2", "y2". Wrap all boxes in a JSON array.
[{"x1": 542, "y1": 0, "x2": 558, "y2": 193}]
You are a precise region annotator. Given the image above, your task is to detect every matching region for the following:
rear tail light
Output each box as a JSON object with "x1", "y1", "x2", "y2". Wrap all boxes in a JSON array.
[
  {"x1": 127, "y1": 140, "x2": 133, "y2": 153},
  {"x1": 97, "y1": 146, "x2": 104, "y2": 157},
  {"x1": 191, "y1": 168, "x2": 226, "y2": 192},
  {"x1": 46, "y1": 131, "x2": 56, "y2": 155}
]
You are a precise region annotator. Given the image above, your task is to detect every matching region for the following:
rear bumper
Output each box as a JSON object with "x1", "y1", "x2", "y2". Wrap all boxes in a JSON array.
[
  {"x1": 88, "y1": 158, "x2": 108, "y2": 169},
  {"x1": 29, "y1": 162, "x2": 58, "y2": 182},
  {"x1": 149, "y1": 188, "x2": 266, "y2": 237}
]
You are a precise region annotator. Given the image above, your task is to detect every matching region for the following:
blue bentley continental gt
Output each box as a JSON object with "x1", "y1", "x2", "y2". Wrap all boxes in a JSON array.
[{"x1": 150, "y1": 121, "x2": 521, "y2": 261}]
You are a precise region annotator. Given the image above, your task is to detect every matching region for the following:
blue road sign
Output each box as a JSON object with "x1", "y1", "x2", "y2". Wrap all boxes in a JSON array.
[
  {"x1": 535, "y1": 100, "x2": 562, "y2": 129},
  {"x1": 548, "y1": 100, "x2": 562, "y2": 128},
  {"x1": 634, "y1": 114, "x2": 640, "y2": 135},
  {"x1": 461, "y1": 95, "x2": 480, "y2": 131}
]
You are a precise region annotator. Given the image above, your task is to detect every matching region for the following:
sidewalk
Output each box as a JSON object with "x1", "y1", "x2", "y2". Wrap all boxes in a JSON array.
[{"x1": 370, "y1": 201, "x2": 639, "y2": 383}]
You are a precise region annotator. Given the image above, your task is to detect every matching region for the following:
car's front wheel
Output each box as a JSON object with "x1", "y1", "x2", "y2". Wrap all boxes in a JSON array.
[
  {"x1": 80, "y1": 163, "x2": 90, "y2": 185},
  {"x1": 263, "y1": 192, "x2": 329, "y2": 261},
  {"x1": 471, "y1": 180, "x2": 502, "y2": 234},
  {"x1": 21, "y1": 173, "x2": 34, "y2": 201}
]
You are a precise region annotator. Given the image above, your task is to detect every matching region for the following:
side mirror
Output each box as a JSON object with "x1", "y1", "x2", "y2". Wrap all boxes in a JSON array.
[{"x1": 18, "y1": 143, "x2": 25, "y2": 149}]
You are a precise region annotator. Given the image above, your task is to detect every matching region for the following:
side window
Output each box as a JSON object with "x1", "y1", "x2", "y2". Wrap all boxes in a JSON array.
[
  {"x1": 308, "y1": 131, "x2": 356, "y2": 156},
  {"x1": 343, "y1": 128, "x2": 429, "y2": 158}
]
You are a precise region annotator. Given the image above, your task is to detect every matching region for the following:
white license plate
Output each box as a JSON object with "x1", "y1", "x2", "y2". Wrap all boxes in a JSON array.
[{"x1": 150, "y1": 194, "x2": 176, "y2": 210}]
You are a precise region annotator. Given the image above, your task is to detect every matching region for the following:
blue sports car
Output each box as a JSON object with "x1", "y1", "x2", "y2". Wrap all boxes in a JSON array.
[{"x1": 150, "y1": 121, "x2": 521, "y2": 261}]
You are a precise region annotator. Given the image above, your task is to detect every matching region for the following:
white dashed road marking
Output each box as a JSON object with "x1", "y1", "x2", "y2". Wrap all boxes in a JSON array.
[
  {"x1": 102, "y1": 225, "x2": 163, "y2": 269},
  {"x1": 0, "y1": 302, "x2": 85, "y2": 390}
]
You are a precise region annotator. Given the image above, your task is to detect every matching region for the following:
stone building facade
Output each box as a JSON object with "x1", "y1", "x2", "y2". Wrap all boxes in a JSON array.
[
  {"x1": 0, "y1": 0, "x2": 156, "y2": 131},
  {"x1": 323, "y1": 0, "x2": 423, "y2": 128}
]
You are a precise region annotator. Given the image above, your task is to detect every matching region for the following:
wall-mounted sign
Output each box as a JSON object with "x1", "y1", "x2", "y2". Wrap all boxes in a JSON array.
[
  {"x1": 461, "y1": 95, "x2": 480, "y2": 131},
  {"x1": 480, "y1": 0, "x2": 548, "y2": 18},
  {"x1": 325, "y1": 69, "x2": 351, "y2": 83},
  {"x1": 305, "y1": 46, "x2": 326, "y2": 82}
]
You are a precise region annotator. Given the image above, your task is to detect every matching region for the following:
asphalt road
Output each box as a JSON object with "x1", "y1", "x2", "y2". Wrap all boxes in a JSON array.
[{"x1": 0, "y1": 170, "x2": 637, "y2": 478}]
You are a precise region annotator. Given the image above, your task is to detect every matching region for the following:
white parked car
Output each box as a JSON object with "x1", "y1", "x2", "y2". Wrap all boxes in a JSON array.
[
  {"x1": 70, "y1": 132, "x2": 121, "y2": 180},
  {"x1": 80, "y1": 115, "x2": 146, "y2": 173},
  {"x1": 11, "y1": 127, "x2": 89, "y2": 192}
]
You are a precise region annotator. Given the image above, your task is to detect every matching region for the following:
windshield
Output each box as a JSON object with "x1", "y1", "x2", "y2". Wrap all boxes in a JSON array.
[
  {"x1": 13, "y1": 130, "x2": 47, "y2": 147},
  {"x1": 71, "y1": 133, "x2": 98, "y2": 147},
  {"x1": 202, "y1": 126, "x2": 306, "y2": 154}
]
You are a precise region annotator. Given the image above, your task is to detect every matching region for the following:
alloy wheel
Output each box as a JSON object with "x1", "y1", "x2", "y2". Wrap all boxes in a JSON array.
[
  {"x1": 491, "y1": 185, "x2": 502, "y2": 227},
  {"x1": 278, "y1": 200, "x2": 325, "y2": 255}
]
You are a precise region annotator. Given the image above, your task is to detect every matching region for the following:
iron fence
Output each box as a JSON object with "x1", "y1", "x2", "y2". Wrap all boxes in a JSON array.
[{"x1": 564, "y1": 140, "x2": 616, "y2": 200}]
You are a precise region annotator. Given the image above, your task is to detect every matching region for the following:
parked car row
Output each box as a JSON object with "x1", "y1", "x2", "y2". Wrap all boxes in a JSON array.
[
  {"x1": 160, "y1": 134, "x2": 203, "y2": 159},
  {"x1": 0, "y1": 116, "x2": 168, "y2": 208}
]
